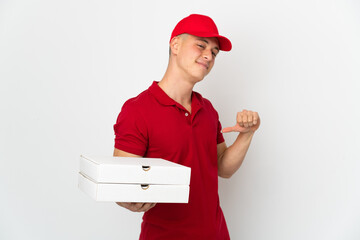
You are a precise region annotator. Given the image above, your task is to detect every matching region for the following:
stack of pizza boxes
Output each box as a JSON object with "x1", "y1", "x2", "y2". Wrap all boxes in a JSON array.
[{"x1": 78, "y1": 155, "x2": 191, "y2": 203}]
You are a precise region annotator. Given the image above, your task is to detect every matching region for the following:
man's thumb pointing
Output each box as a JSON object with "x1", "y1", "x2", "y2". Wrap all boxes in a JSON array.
[{"x1": 221, "y1": 127, "x2": 234, "y2": 133}]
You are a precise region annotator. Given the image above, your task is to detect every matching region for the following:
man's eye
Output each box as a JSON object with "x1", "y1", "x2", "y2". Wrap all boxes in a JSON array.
[
  {"x1": 212, "y1": 52, "x2": 217, "y2": 57},
  {"x1": 197, "y1": 44, "x2": 205, "y2": 49}
]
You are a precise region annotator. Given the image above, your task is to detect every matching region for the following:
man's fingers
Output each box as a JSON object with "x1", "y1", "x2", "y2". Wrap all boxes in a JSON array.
[
  {"x1": 116, "y1": 202, "x2": 157, "y2": 212},
  {"x1": 117, "y1": 202, "x2": 142, "y2": 212},
  {"x1": 131, "y1": 202, "x2": 144, "y2": 211},
  {"x1": 137, "y1": 203, "x2": 150, "y2": 212},
  {"x1": 227, "y1": 110, "x2": 260, "y2": 134},
  {"x1": 253, "y1": 112, "x2": 258, "y2": 125},
  {"x1": 248, "y1": 114, "x2": 253, "y2": 127},
  {"x1": 138, "y1": 203, "x2": 156, "y2": 212},
  {"x1": 116, "y1": 202, "x2": 130, "y2": 208},
  {"x1": 237, "y1": 110, "x2": 260, "y2": 128},
  {"x1": 242, "y1": 113, "x2": 248, "y2": 128},
  {"x1": 236, "y1": 112, "x2": 243, "y2": 127}
]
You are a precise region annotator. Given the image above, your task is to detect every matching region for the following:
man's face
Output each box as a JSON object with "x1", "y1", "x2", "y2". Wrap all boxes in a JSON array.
[{"x1": 175, "y1": 34, "x2": 220, "y2": 82}]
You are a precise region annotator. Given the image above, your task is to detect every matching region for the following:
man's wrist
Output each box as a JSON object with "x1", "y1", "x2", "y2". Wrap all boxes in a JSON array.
[{"x1": 236, "y1": 131, "x2": 255, "y2": 141}]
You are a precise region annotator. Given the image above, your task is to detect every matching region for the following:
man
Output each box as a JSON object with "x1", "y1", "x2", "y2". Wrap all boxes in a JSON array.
[{"x1": 113, "y1": 14, "x2": 260, "y2": 240}]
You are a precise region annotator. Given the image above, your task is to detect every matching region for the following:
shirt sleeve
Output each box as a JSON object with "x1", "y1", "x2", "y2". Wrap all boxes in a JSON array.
[
  {"x1": 113, "y1": 101, "x2": 148, "y2": 156},
  {"x1": 217, "y1": 120, "x2": 225, "y2": 144}
]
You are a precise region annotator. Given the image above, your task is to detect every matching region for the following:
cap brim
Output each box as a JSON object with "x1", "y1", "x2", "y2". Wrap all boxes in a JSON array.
[
  {"x1": 186, "y1": 32, "x2": 232, "y2": 51},
  {"x1": 216, "y1": 35, "x2": 232, "y2": 51}
]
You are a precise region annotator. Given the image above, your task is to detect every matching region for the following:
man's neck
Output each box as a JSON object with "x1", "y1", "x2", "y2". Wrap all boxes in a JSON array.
[{"x1": 158, "y1": 73, "x2": 196, "y2": 113}]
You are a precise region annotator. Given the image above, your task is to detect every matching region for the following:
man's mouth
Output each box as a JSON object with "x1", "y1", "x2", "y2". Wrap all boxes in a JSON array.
[{"x1": 196, "y1": 61, "x2": 209, "y2": 70}]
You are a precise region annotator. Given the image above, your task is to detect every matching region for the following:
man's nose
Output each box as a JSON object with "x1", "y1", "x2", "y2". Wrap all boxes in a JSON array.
[{"x1": 202, "y1": 48, "x2": 213, "y2": 61}]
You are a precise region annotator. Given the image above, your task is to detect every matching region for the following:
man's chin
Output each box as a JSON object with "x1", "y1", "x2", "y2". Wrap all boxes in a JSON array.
[
  {"x1": 191, "y1": 75, "x2": 205, "y2": 84},
  {"x1": 193, "y1": 72, "x2": 209, "y2": 82}
]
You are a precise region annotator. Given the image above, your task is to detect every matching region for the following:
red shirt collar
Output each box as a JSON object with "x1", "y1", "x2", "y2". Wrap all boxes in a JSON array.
[{"x1": 148, "y1": 81, "x2": 204, "y2": 110}]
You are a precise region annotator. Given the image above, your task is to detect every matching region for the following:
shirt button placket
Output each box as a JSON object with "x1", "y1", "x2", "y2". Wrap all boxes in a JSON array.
[{"x1": 184, "y1": 112, "x2": 191, "y2": 125}]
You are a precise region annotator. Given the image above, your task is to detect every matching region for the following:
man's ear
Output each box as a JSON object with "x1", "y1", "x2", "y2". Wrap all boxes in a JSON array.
[{"x1": 170, "y1": 36, "x2": 181, "y2": 55}]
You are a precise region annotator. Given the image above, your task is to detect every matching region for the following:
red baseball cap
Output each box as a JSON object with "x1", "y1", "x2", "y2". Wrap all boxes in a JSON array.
[{"x1": 170, "y1": 14, "x2": 232, "y2": 51}]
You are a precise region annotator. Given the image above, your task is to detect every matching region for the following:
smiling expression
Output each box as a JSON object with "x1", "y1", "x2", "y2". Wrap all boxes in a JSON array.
[{"x1": 173, "y1": 34, "x2": 220, "y2": 82}]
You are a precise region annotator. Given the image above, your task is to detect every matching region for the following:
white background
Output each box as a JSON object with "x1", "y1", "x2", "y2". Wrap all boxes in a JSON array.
[{"x1": 1, "y1": 0, "x2": 359, "y2": 239}]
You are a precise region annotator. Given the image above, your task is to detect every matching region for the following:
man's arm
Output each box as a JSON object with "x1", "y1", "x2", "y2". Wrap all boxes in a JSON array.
[
  {"x1": 113, "y1": 148, "x2": 156, "y2": 212},
  {"x1": 217, "y1": 110, "x2": 260, "y2": 178},
  {"x1": 113, "y1": 148, "x2": 142, "y2": 158}
]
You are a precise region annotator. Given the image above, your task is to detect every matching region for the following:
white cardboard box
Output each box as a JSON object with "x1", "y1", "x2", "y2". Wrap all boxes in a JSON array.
[
  {"x1": 78, "y1": 155, "x2": 191, "y2": 203},
  {"x1": 79, "y1": 155, "x2": 191, "y2": 185},
  {"x1": 78, "y1": 173, "x2": 190, "y2": 203}
]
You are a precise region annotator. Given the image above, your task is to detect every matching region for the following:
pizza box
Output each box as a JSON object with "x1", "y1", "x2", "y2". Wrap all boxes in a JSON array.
[
  {"x1": 79, "y1": 155, "x2": 191, "y2": 185},
  {"x1": 78, "y1": 173, "x2": 190, "y2": 203}
]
